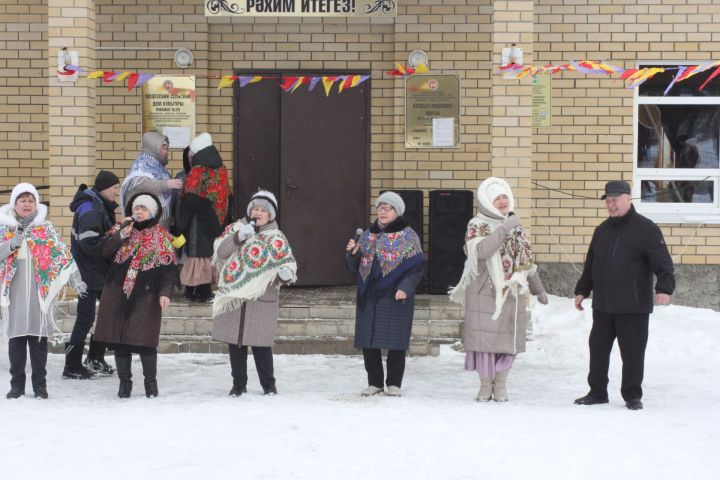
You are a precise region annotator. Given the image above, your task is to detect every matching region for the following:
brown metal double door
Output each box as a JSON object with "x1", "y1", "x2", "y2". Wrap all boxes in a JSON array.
[{"x1": 233, "y1": 71, "x2": 369, "y2": 286}]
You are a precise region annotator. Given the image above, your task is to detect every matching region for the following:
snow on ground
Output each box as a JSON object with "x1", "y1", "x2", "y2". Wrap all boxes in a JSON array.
[{"x1": 1, "y1": 296, "x2": 718, "y2": 479}]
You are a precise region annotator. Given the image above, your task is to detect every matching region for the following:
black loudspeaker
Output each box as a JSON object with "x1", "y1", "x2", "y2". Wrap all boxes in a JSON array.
[
  {"x1": 381, "y1": 189, "x2": 423, "y2": 247},
  {"x1": 428, "y1": 190, "x2": 474, "y2": 294}
]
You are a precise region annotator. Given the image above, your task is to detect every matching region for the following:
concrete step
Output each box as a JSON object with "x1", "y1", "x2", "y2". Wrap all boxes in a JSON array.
[{"x1": 52, "y1": 287, "x2": 464, "y2": 356}]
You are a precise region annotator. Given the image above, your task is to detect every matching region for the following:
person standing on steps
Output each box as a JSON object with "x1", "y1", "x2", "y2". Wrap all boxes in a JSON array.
[
  {"x1": 64, "y1": 170, "x2": 121, "y2": 379},
  {"x1": 346, "y1": 191, "x2": 424, "y2": 398},
  {"x1": 574, "y1": 180, "x2": 675, "y2": 411},
  {"x1": 449, "y1": 177, "x2": 548, "y2": 403},
  {"x1": 94, "y1": 193, "x2": 179, "y2": 399}
]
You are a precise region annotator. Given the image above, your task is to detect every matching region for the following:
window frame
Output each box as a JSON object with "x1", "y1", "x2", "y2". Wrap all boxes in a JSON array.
[{"x1": 632, "y1": 61, "x2": 720, "y2": 224}]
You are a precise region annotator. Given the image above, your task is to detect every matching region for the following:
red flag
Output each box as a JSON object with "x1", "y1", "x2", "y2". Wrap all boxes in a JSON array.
[
  {"x1": 619, "y1": 69, "x2": 639, "y2": 80},
  {"x1": 102, "y1": 71, "x2": 117, "y2": 83},
  {"x1": 127, "y1": 73, "x2": 139, "y2": 90},
  {"x1": 699, "y1": 66, "x2": 720, "y2": 91},
  {"x1": 279, "y1": 76, "x2": 298, "y2": 91}
]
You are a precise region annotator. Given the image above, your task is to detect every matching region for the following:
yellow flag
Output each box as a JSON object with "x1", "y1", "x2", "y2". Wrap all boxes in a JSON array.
[
  {"x1": 217, "y1": 76, "x2": 236, "y2": 90},
  {"x1": 114, "y1": 71, "x2": 131, "y2": 82},
  {"x1": 249, "y1": 76, "x2": 263, "y2": 84},
  {"x1": 414, "y1": 63, "x2": 429, "y2": 74},
  {"x1": 322, "y1": 76, "x2": 337, "y2": 96},
  {"x1": 87, "y1": 70, "x2": 104, "y2": 79}
]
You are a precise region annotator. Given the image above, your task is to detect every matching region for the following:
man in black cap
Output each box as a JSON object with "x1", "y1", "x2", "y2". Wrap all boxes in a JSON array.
[
  {"x1": 573, "y1": 180, "x2": 675, "y2": 410},
  {"x1": 64, "y1": 170, "x2": 121, "y2": 379}
]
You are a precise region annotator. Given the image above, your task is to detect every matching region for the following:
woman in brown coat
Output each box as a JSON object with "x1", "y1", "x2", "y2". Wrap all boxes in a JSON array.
[
  {"x1": 95, "y1": 193, "x2": 178, "y2": 398},
  {"x1": 212, "y1": 190, "x2": 297, "y2": 396},
  {"x1": 450, "y1": 177, "x2": 548, "y2": 402}
]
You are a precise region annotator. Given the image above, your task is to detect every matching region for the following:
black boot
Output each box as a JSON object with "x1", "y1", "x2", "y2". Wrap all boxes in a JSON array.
[
  {"x1": 183, "y1": 286, "x2": 197, "y2": 301},
  {"x1": 63, "y1": 343, "x2": 96, "y2": 379},
  {"x1": 6, "y1": 386, "x2": 24, "y2": 399},
  {"x1": 115, "y1": 353, "x2": 132, "y2": 398},
  {"x1": 229, "y1": 384, "x2": 247, "y2": 397},
  {"x1": 140, "y1": 352, "x2": 158, "y2": 398},
  {"x1": 34, "y1": 385, "x2": 48, "y2": 399},
  {"x1": 193, "y1": 283, "x2": 214, "y2": 303},
  {"x1": 85, "y1": 336, "x2": 114, "y2": 375}
]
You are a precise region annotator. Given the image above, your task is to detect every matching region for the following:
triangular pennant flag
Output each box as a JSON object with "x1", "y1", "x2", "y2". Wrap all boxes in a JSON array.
[
  {"x1": 217, "y1": 75, "x2": 238, "y2": 90},
  {"x1": 135, "y1": 73, "x2": 154, "y2": 89},
  {"x1": 619, "y1": 69, "x2": 639, "y2": 80},
  {"x1": 290, "y1": 76, "x2": 309, "y2": 93},
  {"x1": 87, "y1": 70, "x2": 105, "y2": 79},
  {"x1": 664, "y1": 66, "x2": 687, "y2": 96},
  {"x1": 699, "y1": 65, "x2": 720, "y2": 91},
  {"x1": 279, "y1": 76, "x2": 298, "y2": 92},
  {"x1": 115, "y1": 71, "x2": 131, "y2": 82},
  {"x1": 322, "y1": 76, "x2": 338, "y2": 96},
  {"x1": 357, "y1": 75, "x2": 370, "y2": 86},
  {"x1": 414, "y1": 63, "x2": 429, "y2": 74},
  {"x1": 308, "y1": 76, "x2": 322, "y2": 91},
  {"x1": 238, "y1": 76, "x2": 256, "y2": 87},
  {"x1": 337, "y1": 76, "x2": 350, "y2": 93},
  {"x1": 103, "y1": 71, "x2": 119, "y2": 83},
  {"x1": 127, "y1": 73, "x2": 140, "y2": 91}
]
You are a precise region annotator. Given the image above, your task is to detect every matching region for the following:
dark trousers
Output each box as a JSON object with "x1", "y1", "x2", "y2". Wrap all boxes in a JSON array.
[
  {"x1": 228, "y1": 345, "x2": 275, "y2": 391},
  {"x1": 69, "y1": 289, "x2": 101, "y2": 346},
  {"x1": 114, "y1": 346, "x2": 157, "y2": 380},
  {"x1": 588, "y1": 311, "x2": 649, "y2": 401},
  {"x1": 363, "y1": 348, "x2": 406, "y2": 388},
  {"x1": 8, "y1": 336, "x2": 48, "y2": 390}
]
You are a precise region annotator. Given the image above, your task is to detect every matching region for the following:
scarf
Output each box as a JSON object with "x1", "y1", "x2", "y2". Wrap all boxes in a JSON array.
[
  {"x1": 449, "y1": 214, "x2": 535, "y2": 319},
  {"x1": 108, "y1": 222, "x2": 176, "y2": 297},
  {"x1": 0, "y1": 216, "x2": 77, "y2": 319},
  {"x1": 356, "y1": 219, "x2": 423, "y2": 295},
  {"x1": 183, "y1": 165, "x2": 231, "y2": 222},
  {"x1": 121, "y1": 152, "x2": 172, "y2": 210},
  {"x1": 212, "y1": 220, "x2": 297, "y2": 318}
]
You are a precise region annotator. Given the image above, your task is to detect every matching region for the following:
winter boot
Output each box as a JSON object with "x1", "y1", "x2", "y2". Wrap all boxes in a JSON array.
[
  {"x1": 62, "y1": 343, "x2": 96, "y2": 379},
  {"x1": 115, "y1": 353, "x2": 132, "y2": 398},
  {"x1": 34, "y1": 385, "x2": 48, "y2": 399},
  {"x1": 85, "y1": 336, "x2": 114, "y2": 375},
  {"x1": 493, "y1": 369, "x2": 510, "y2": 402},
  {"x1": 183, "y1": 286, "x2": 197, "y2": 301},
  {"x1": 476, "y1": 377, "x2": 493, "y2": 402},
  {"x1": 193, "y1": 283, "x2": 214, "y2": 303},
  {"x1": 140, "y1": 352, "x2": 158, "y2": 398},
  {"x1": 6, "y1": 385, "x2": 24, "y2": 399},
  {"x1": 229, "y1": 384, "x2": 247, "y2": 397}
]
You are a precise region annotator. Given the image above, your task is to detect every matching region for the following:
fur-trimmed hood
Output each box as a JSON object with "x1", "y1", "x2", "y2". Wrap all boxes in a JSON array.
[{"x1": 0, "y1": 202, "x2": 48, "y2": 228}]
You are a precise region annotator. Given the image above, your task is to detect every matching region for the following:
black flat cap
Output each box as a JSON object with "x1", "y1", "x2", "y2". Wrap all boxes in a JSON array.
[{"x1": 600, "y1": 180, "x2": 631, "y2": 200}]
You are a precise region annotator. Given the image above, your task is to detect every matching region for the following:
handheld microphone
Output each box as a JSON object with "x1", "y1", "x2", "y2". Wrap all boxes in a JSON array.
[
  {"x1": 507, "y1": 211, "x2": 515, "y2": 217},
  {"x1": 353, "y1": 228, "x2": 363, "y2": 243},
  {"x1": 120, "y1": 216, "x2": 136, "y2": 229}
]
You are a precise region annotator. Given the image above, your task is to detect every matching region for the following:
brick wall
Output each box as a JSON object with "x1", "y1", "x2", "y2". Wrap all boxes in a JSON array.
[
  {"x1": 532, "y1": 0, "x2": 720, "y2": 266},
  {"x1": 0, "y1": 0, "x2": 48, "y2": 197}
]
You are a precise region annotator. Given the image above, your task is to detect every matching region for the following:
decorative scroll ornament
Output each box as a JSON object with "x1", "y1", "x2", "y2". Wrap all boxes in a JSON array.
[
  {"x1": 364, "y1": 0, "x2": 396, "y2": 14},
  {"x1": 206, "y1": 0, "x2": 245, "y2": 15}
]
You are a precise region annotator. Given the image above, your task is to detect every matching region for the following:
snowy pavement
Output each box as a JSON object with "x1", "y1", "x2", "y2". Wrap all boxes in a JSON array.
[{"x1": 1, "y1": 295, "x2": 718, "y2": 479}]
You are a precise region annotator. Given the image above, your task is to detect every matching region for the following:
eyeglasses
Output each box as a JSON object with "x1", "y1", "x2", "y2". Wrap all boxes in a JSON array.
[{"x1": 376, "y1": 205, "x2": 394, "y2": 213}]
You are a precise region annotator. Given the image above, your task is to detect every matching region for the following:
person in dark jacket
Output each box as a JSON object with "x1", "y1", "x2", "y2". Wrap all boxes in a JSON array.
[
  {"x1": 94, "y1": 193, "x2": 179, "y2": 398},
  {"x1": 346, "y1": 191, "x2": 424, "y2": 397},
  {"x1": 64, "y1": 170, "x2": 121, "y2": 379},
  {"x1": 175, "y1": 133, "x2": 232, "y2": 302},
  {"x1": 574, "y1": 180, "x2": 675, "y2": 411}
]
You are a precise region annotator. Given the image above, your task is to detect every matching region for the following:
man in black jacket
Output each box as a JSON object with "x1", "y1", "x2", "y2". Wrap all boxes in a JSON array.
[
  {"x1": 574, "y1": 180, "x2": 675, "y2": 411},
  {"x1": 63, "y1": 171, "x2": 120, "y2": 379}
]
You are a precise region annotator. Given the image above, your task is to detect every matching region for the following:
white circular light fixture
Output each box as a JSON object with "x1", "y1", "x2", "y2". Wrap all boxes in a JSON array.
[
  {"x1": 408, "y1": 50, "x2": 429, "y2": 69},
  {"x1": 174, "y1": 48, "x2": 194, "y2": 68}
]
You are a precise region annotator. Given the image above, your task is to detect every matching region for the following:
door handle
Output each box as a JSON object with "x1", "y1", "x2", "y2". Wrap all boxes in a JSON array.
[{"x1": 286, "y1": 180, "x2": 299, "y2": 198}]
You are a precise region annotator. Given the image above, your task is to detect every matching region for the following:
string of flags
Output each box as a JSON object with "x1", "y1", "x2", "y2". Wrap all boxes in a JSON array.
[
  {"x1": 499, "y1": 60, "x2": 720, "y2": 94},
  {"x1": 385, "y1": 63, "x2": 429, "y2": 76},
  {"x1": 59, "y1": 66, "x2": 370, "y2": 96}
]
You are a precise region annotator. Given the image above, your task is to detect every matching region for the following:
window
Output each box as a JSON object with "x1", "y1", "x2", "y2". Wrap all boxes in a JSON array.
[{"x1": 633, "y1": 63, "x2": 720, "y2": 223}]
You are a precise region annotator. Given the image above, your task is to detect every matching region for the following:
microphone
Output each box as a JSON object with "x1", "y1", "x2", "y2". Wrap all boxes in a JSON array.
[
  {"x1": 119, "y1": 216, "x2": 136, "y2": 229},
  {"x1": 353, "y1": 228, "x2": 363, "y2": 243},
  {"x1": 507, "y1": 211, "x2": 515, "y2": 217}
]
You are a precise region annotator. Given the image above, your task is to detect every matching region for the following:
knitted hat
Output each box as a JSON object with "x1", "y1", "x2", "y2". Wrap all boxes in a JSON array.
[
  {"x1": 246, "y1": 190, "x2": 278, "y2": 221},
  {"x1": 11, "y1": 183, "x2": 40, "y2": 206},
  {"x1": 132, "y1": 194, "x2": 159, "y2": 219},
  {"x1": 375, "y1": 191, "x2": 405, "y2": 216},
  {"x1": 94, "y1": 170, "x2": 120, "y2": 192},
  {"x1": 189, "y1": 132, "x2": 212, "y2": 154},
  {"x1": 476, "y1": 177, "x2": 514, "y2": 218}
]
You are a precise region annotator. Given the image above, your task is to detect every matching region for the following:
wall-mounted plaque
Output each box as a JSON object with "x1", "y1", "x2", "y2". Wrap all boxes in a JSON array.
[
  {"x1": 405, "y1": 74, "x2": 460, "y2": 148},
  {"x1": 531, "y1": 74, "x2": 552, "y2": 128},
  {"x1": 142, "y1": 76, "x2": 196, "y2": 148}
]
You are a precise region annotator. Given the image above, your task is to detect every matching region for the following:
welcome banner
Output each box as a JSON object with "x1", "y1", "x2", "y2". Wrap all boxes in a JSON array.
[{"x1": 205, "y1": 0, "x2": 397, "y2": 17}]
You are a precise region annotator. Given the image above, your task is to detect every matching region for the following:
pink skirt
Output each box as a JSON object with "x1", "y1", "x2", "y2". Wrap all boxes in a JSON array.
[
  {"x1": 465, "y1": 352, "x2": 515, "y2": 378},
  {"x1": 179, "y1": 257, "x2": 214, "y2": 286}
]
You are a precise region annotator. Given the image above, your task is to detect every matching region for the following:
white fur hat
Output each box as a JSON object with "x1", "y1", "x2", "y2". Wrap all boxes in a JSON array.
[
  {"x1": 189, "y1": 132, "x2": 212, "y2": 154},
  {"x1": 247, "y1": 190, "x2": 278, "y2": 221},
  {"x1": 375, "y1": 191, "x2": 405, "y2": 216},
  {"x1": 132, "y1": 194, "x2": 159, "y2": 219},
  {"x1": 477, "y1": 177, "x2": 514, "y2": 217},
  {"x1": 11, "y1": 183, "x2": 40, "y2": 206}
]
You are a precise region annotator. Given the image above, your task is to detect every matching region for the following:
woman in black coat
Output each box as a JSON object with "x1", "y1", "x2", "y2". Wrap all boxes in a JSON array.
[{"x1": 346, "y1": 191, "x2": 423, "y2": 397}]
